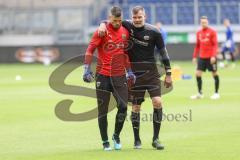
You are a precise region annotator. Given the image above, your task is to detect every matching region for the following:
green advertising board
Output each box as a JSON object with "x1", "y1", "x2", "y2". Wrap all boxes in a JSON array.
[{"x1": 167, "y1": 32, "x2": 188, "y2": 43}]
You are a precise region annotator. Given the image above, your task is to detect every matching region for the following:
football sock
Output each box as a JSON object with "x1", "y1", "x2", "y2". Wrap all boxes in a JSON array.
[
  {"x1": 114, "y1": 107, "x2": 127, "y2": 137},
  {"x1": 196, "y1": 76, "x2": 202, "y2": 94},
  {"x1": 98, "y1": 115, "x2": 108, "y2": 142},
  {"x1": 153, "y1": 108, "x2": 162, "y2": 140},
  {"x1": 230, "y1": 52, "x2": 235, "y2": 62},
  {"x1": 214, "y1": 75, "x2": 219, "y2": 93},
  {"x1": 131, "y1": 112, "x2": 140, "y2": 141},
  {"x1": 221, "y1": 52, "x2": 226, "y2": 60}
]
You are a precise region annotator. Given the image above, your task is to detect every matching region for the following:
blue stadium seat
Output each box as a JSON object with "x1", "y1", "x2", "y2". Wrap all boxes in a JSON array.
[
  {"x1": 177, "y1": 5, "x2": 194, "y2": 24},
  {"x1": 127, "y1": 0, "x2": 194, "y2": 3},
  {"x1": 199, "y1": 4, "x2": 217, "y2": 24},
  {"x1": 200, "y1": 0, "x2": 238, "y2": 2},
  {"x1": 101, "y1": 0, "x2": 240, "y2": 25},
  {"x1": 143, "y1": 5, "x2": 152, "y2": 23},
  {"x1": 122, "y1": 6, "x2": 130, "y2": 19},
  {"x1": 220, "y1": 4, "x2": 239, "y2": 24},
  {"x1": 155, "y1": 5, "x2": 173, "y2": 25}
]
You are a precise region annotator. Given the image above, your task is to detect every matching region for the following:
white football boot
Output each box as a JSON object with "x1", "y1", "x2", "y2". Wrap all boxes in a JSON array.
[{"x1": 190, "y1": 93, "x2": 204, "y2": 99}]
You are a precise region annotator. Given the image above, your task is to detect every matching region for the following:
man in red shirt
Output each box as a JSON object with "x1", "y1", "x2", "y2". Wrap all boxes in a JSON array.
[
  {"x1": 191, "y1": 16, "x2": 220, "y2": 100},
  {"x1": 83, "y1": 6, "x2": 135, "y2": 151}
]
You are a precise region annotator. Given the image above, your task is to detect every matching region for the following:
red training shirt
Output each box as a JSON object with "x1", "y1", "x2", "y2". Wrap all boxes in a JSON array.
[
  {"x1": 84, "y1": 23, "x2": 130, "y2": 76},
  {"x1": 193, "y1": 27, "x2": 218, "y2": 59}
]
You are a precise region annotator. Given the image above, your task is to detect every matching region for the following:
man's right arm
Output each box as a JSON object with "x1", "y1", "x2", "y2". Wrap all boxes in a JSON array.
[
  {"x1": 84, "y1": 30, "x2": 102, "y2": 64},
  {"x1": 98, "y1": 20, "x2": 108, "y2": 37},
  {"x1": 121, "y1": 20, "x2": 132, "y2": 29},
  {"x1": 83, "y1": 31, "x2": 102, "y2": 83},
  {"x1": 192, "y1": 32, "x2": 200, "y2": 64},
  {"x1": 193, "y1": 32, "x2": 200, "y2": 58},
  {"x1": 98, "y1": 20, "x2": 132, "y2": 37}
]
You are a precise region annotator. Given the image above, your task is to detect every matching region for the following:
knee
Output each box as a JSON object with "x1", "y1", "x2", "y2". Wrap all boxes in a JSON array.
[
  {"x1": 196, "y1": 71, "x2": 202, "y2": 77},
  {"x1": 98, "y1": 106, "x2": 108, "y2": 118},
  {"x1": 117, "y1": 100, "x2": 127, "y2": 111},
  {"x1": 132, "y1": 105, "x2": 141, "y2": 113},
  {"x1": 212, "y1": 72, "x2": 218, "y2": 77},
  {"x1": 118, "y1": 106, "x2": 127, "y2": 114},
  {"x1": 152, "y1": 97, "x2": 162, "y2": 109},
  {"x1": 117, "y1": 107, "x2": 127, "y2": 122}
]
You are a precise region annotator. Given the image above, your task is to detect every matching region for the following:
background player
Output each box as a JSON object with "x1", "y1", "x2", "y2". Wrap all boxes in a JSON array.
[
  {"x1": 155, "y1": 22, "x2": 168, "y2": 45},
  {"x1": 191, "y1": 16, "x2": 220, "y2": 100},
  {"x1": 220, "y1": 19, "x2": 236, "y2": 67}
]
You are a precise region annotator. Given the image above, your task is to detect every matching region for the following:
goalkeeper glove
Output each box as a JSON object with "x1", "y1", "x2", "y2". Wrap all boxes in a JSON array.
[{"x1": 83, "y1": 64, "x2": 94, "y2": 83}]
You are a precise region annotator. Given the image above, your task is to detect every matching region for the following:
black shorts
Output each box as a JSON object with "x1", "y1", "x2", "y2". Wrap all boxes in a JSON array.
[
  {"x1": 197, "y1": 58, "x2": 217, "y2": 72},
  {"x1": 95, "y1": 73, "x2": 128, "y2": 117},
  {"x1": 129, "y1": 72, "x2": 161, "y2": 105}
]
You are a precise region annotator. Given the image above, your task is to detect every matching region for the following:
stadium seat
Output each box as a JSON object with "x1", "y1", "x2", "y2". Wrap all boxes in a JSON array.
[
  {"x1": 177, "y1": 4, "x2": 194, "y2": 24},
  {"x1": 220, "y1": 4, "x2": 239, "y2": 24},
  {"x1": 102, "y1": 0, "x2": 240, "y2": 25},
  {"x1": 199, "y1": 5, "x2": 217, "y2": 24},
  {"x1": 155, "y1": 5, "x2": 173, "y2": 25}
]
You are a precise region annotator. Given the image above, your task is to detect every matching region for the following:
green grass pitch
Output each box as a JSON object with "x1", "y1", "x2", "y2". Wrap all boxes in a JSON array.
[{"x1": 0, "y1": 62, "x2": 240, "y2": 160}]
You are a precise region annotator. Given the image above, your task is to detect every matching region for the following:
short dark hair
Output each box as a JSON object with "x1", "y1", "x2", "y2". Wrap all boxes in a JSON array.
[
  {"x1": 110, "y1": 6, "x2": 122, "y2": 17},
  {"x1": 132, "y1": 6, "x2": 145, "y2": 15},
  {"x1": 201, "y1": 16, "x2": 208, "y2": 20}
]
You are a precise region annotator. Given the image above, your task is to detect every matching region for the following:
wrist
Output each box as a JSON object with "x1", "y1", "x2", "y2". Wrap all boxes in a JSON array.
[
  {"x1": 166, "y1": 69, "x2": 171, "y2": 76},
  {"x1": 127, "y1": 68, "x2": 133, "y2": 73},
  {"x1": 84, "y1": 64, "x2": 91, "y2": 72}
]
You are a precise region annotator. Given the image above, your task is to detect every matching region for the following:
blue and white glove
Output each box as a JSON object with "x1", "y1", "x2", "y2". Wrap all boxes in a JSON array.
[
  {"x1": 225, "y1": 40, "x2": 232, "y2": 48},
  {"x1": 83, "y1": 64, "x2": 94, "y2": 83},
  {"x1": 126, "y1": 69, "x2": 136, "y2": 84}
]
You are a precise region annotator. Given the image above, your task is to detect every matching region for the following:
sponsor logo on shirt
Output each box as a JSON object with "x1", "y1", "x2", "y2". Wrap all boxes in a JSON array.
[
  {"x1": 200, "y1": 38, "x2": 210, "y2": 42},
  {"x1": 199, "y1": 34, "x2": 210, "y2": 42},
  {"x1": 108, "y1": 34, "x2": 112, "y2": 39},
  {"x1": 130, "y1": 29, "x2": 134, "y2": 36},
  {"x1": 96, "y1": 81, "x2": 101, "y2": 88},
  {"x1": 122, "y1": 34, "x2": 127, "y2": 40},
  {"x1": 130, "y1": 36, "x2": 149, "y2": 46},
  {"x1": 144, "y1": 35, "x2": 150, "y2": 40}
]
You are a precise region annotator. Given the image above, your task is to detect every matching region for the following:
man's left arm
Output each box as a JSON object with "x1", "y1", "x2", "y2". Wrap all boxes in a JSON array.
[
  {"x1": 124, "y1": 31, "x2": 136, "y2": 84},
  {"x1": 211, "y1": 30, "x2": 218, "y2": 64},
  {"x1": 212, "y1": 31, "x2": 218, "y2": 57},
  {"x1": 155, "y1": 30, "x2": 172, "y2": 88},
  {"x1": 124, "y1": 52, "x2": 136, "y2": 86}
]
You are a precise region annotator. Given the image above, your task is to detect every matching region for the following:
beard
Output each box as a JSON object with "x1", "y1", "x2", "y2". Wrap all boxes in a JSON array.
[{"x1": 133, "y1": 22, "x2": 144, "y2": 28}]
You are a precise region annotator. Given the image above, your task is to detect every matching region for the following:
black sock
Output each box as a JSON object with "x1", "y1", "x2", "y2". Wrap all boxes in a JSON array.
[
  {"x1": 98, "y1": 115, "x2": 108, "y2": 142},
  {"x1": 214, "y1": 75, "x2": 219, "y2": 93},
  {"x1": 131, "y1": 112, "x2": 140, "y2": 141},
  {"x1": 221, "y1": 52, "x2": 226, "y2": 60},
  {"x1": 196, "y1": 76, "x2": 202, "y2": 94},
  {"x1": 114, "y1": 108, "x2": 127, "y2": 137},
  {"x1": 230, "y1": 52, "x2": 235, "y2": 62},
  {"x1": 153, "y1": 108, "x2": 162, "y2": 141}
]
